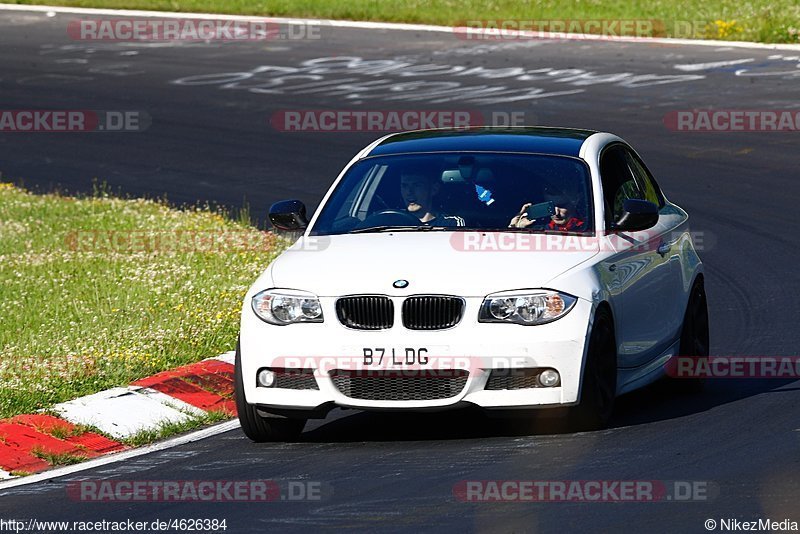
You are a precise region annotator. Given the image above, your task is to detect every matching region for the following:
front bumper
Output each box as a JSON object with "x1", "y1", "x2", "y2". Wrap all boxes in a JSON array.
[{"x1": 239, "y1": 296, "x2": 594, "y2": 414}]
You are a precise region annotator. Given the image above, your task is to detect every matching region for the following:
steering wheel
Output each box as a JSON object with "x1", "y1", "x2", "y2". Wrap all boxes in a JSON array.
[
  {"x1": 358, "y1": 209, "x2": 422, "y2": 228},
  {"x1": 371, "y1": 194, "x2": 390, "y2": 211}
]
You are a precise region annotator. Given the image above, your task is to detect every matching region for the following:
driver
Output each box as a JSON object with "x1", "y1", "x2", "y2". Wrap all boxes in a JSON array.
[
  {"x1": 509, "y1": 189, "x2": 586, "y2": 232},
  {"x1": 400, "y1": 170, "x2": 465, "y2": 227}
]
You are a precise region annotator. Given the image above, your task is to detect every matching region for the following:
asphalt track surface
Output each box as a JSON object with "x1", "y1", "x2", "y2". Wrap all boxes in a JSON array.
[{"x1": 2, "y1": 8, "x2": 800, "y2": 533}]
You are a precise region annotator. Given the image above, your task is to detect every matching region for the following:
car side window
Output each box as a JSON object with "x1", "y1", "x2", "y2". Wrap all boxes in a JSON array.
[
  {"x1": 599, "y1": 145, "x2": 644, "y2": 225},
  {"x1": 624, "y1": 150, "x2": 663, "y2": 208}
]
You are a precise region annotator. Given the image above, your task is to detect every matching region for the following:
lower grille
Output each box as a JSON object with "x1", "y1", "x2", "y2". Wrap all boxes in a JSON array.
[
  {"x1": 330, "y1": 369, "x2": 469, "y2": 401},
  {"x1": 484, "y1": 368, "x2": 550, "y2": 390},
  {"x1": 336, "y1": 296, "x2": 394, "y2": 330},
  {"x1": 402, "y1": 295, "x2": 465, "y2": 330},
  {"x1": 270, "y1": 368, "x2": 319, "y2": 390}
]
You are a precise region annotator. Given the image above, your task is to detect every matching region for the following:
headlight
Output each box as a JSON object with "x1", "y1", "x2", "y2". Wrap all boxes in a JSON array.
[
  {"x1": 479, "y1": 290, "x2": 577, "y2": 325},
  {"x1": 251, "y1": 289, "x2": 323, "y2": 325}
]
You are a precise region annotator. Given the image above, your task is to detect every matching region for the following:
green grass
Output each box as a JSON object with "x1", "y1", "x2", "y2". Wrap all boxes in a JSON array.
[
  {"x1": 31, "y1": 446, "x2": 89, "y2": 466},
  {"x1": 121, "y1": 410, "x2": 231, "y2": 446},
  {"x1": 40, "y1": 422, "x2": 93, "y2": 440},
  {"x1": 6, "y1": 0, "x2": 800, "y2": 43},
  {"x1": 0, "y1": 181, "x2": 285, "y2": 419}
]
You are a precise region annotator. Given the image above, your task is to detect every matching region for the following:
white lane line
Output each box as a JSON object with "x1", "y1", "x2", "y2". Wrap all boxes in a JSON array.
[
  {"x1": 0, "y1": 420, "x2": 241, "y2": 491},
  {"x1": 674, "y1": 58, "x2": 756, "y2": 71},
  {"x1": 1, "y1": 3, "x2": 799, "y2": 51}
]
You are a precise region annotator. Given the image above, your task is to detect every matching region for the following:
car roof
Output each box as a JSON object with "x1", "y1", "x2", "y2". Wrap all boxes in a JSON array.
[{"x1": 366, "y1": 126, "x2": 597, "y2": 158}]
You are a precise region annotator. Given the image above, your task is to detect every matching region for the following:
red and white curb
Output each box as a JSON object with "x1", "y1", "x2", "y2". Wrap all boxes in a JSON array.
[{"x1": 0, "y1": 352, "x2": 236, "y2": 480}]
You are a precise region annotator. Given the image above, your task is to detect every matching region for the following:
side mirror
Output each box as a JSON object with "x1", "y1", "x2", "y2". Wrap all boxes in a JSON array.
[
  {"x1": 613, "y1": 199, "x2": 658, "y2": 232},
  {"x1": 269, "y1": 200, "x2": 309, "y2": 232}
]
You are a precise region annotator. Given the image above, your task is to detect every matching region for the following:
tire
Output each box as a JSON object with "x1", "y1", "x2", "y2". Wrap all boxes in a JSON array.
[
  {"x1": 669, "y1": 278, "x2": 710, "y2": 392},
  {"x1": 234, "y1": 340, "x2": 306, "y2": 442},
  {"x1": 567, "y1": 308, "x2": 617, "y2": 431}
]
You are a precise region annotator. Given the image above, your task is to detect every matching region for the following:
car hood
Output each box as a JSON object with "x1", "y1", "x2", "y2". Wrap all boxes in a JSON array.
[{"x1": 268, "y1": 232, "x2": 600, "y2": 297}]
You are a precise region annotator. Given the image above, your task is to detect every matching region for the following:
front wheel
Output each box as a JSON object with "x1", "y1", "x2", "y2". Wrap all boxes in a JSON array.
[
  {"x1": 235, "y1": 340, "x2": 306, "y2": 442},
  {"x1": 567, "y1": 308, "x2": 617, "y2": 431}
]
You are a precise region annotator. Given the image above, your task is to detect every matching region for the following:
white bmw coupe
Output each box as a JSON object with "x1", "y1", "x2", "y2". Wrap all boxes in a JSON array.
[{"x1": 235, "y1": 127, "x2": 708, "y2": 441}]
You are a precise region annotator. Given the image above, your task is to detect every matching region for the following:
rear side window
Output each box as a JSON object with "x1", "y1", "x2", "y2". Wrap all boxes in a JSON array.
[
  {"x1": 624, "y1": 151, "x2": 663, "y2": 207},
  {"x1": 599, "y1": 145, "x2": 643, "y2": 224},
  {"x1": 599, "y1": 144, "x2": 664, "y2": 225}
]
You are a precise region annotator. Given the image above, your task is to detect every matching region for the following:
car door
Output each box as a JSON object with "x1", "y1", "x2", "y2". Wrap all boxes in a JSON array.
[
  {"x1": 624, "y1": 149, "x2": 687, "y2": 346},
  {"x1": 600, "y1": 144, "x2": 680, "y2": 368}
]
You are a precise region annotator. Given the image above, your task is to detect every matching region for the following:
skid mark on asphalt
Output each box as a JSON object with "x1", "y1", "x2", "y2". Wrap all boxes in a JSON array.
[
  {"x1": 674, "y1": 59, "x2": 755, "y2": 71},
  {"x1": 15, "y1": 73, "x2": 94, "y2": 85},
  {"x1": 170, "y1": 55, "x2": 705, "y2": 105}
]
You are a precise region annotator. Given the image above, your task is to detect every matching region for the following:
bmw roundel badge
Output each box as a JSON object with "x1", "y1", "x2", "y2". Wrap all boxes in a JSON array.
[{"x1": 393, "y1": 279, "x2": 409, "y2": 289}]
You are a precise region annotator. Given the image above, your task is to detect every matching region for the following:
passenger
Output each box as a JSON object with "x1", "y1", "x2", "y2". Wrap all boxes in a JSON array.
[
  {"x1": 509, "y1": 192, "x2": 586, "y2": 232},
  {"x1": 400, "y1": 171, "x2": 465, "y2": 227}
]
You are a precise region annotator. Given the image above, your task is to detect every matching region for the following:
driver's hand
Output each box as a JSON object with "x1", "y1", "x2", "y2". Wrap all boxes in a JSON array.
[{"x1": 509, "y1": 203, "x2": 534, "y2": 228}]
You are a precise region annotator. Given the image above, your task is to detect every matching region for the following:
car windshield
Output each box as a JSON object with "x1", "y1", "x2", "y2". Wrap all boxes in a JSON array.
[{"x1": 309, "y1": 152, "x2": 594, "y2": 235}]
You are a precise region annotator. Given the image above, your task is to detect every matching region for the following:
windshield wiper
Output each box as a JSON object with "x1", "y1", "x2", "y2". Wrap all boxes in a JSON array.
[
  {"x1": 437, "y1": 227, "x2": 591, "y2": 237},
  {"x1": 507, "y1": 228, "x2": 590, "y2": 237},
  {"x1": 349, "y1": 225, "x2": 588, "y2": 236},
  {"x1": 350, "y1": 225, "x2": 433, "y2": 234}
]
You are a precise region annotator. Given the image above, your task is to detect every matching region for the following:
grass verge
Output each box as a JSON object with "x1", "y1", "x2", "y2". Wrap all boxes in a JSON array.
[
  {"x1": 120, "y1": 410, "x2": 232, "y2": 447},
  {"x1": 31, "y1": 446, "x2": 89, "y2": 467},
  {"x1": 0, "y1": 181, "x2": 285, "y2": 419},
  {"x1": 5, "y1": 0, "x2": 800, "y2": 43}
]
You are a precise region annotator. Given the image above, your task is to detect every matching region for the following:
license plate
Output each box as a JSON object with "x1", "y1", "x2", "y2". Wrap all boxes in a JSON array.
[{"x1": 362, "y1": 347, "x2": 429, "y2": 366}]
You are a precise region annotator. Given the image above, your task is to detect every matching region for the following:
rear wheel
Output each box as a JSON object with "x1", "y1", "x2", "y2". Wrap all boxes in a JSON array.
[
  {"x1": 567, "y1": 308, "x2": 617, "y2": 431},
  {"x1": 235, "y1": 340, "x2": 306, "y2": 442},
  {"x1": 669, "y1": 278, "x2": 709, "y2": 391}
]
